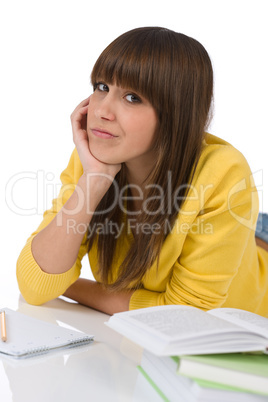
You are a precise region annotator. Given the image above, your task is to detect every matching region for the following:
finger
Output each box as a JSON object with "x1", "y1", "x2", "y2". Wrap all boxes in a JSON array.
[
  {"x1": 71, "y1": 105, "x2": 88, "y2": 128},
  {"x1": 75, "y1": 96, "x2": 90, "y2": 111},
  {"x1": 79, "y1": 96, "x2": 90, "y2": 107},
  {"x1": 79, "y1": 105, "x2": 89, "y2": 114}
]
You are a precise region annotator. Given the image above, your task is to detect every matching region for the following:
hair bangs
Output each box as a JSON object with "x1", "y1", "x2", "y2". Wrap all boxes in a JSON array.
[{"x1": 90, "y1": 30, "x2": 162, "y2": 105}]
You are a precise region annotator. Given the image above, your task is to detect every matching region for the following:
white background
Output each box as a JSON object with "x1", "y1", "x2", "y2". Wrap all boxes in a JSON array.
[{"x1": 1, "y1": 0, "x2": 267, "y2": 298}]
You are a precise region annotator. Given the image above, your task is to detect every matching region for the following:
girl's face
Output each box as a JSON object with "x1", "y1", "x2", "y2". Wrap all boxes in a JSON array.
[{"x1": 86, "y1": 82, "x2": 158, "y2": 170}]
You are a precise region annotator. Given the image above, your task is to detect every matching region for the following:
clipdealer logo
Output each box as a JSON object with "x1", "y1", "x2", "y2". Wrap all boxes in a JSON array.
[
  {"x1": 5, "y1": 169, "x2": 264, "y2": 234},
  {"x1": 5, "y1": 170, "x2": 61, "y2": 216}
]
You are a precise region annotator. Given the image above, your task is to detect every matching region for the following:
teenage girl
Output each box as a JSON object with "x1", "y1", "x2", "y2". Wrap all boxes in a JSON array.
[{"x1": 17, "y1": 27, "x2": 268, "y2": 316}]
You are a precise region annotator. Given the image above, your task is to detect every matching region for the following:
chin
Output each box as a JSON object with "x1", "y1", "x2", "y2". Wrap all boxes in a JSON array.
[{"x1": 90, "y1": 148, "x2": 121, "y2": 165}]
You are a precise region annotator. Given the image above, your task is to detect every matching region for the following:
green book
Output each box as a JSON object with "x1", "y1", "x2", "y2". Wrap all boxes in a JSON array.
[
  {"x1": 177, "y1": 353, "x2": 268, "y2": 396},
  {"x1": 138, "y1": 351, "x2": 268, "y2": 402}
]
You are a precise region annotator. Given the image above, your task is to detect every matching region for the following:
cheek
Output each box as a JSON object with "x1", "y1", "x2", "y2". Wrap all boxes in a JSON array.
[
  {"x1": 86, "y1": 105, "x2": 94, "y2": 129},
  {"x1": 143, "y1": 108, "x2": 158, "y2": 133},
  {"x1": 86, "y1": 94, "x2": 98, "y2": 123},
  {"x1": 135, "y1": 113, "x2": 157, "y2": 142},
  {"x1": 130, "y1": 108, "x2": 157, "y2": 131},
  {"x1": 127, "y1": 126, "x2": 156, "y2": 155}
]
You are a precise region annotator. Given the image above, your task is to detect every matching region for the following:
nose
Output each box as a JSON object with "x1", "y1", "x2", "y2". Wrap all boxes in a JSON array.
[{"x1": 94, "y1": 93, "x2": 116, "y2": 121}]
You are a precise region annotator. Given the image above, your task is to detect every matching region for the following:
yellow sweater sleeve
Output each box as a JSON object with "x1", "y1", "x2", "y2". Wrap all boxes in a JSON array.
[
  {"x1": 129, "y1": 138, "x2": 265, "y2": 313},
  {"x1": 16, "y1": 149, "x2": 88, "y2": 305}
]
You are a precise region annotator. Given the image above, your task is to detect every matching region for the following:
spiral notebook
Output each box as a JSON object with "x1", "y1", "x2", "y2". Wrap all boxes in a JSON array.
[{"x1": 0, "y1": 308, "x2": 94, "y2": 358}]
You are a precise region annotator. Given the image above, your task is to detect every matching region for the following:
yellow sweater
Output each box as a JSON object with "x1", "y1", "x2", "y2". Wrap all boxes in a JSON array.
[{"x1": 16, "y1": 134, "x2": 268, "y2": 317}]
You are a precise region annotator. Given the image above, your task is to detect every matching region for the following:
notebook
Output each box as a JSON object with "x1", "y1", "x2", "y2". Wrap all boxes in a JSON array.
[{"x1": 0, "y1": 308, "x2": 94, "y2": 358}]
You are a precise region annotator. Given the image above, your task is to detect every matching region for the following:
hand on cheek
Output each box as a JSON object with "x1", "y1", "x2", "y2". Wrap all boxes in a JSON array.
[{"x1": 71, "y1": 97, "x2": 121, "y2": 178}]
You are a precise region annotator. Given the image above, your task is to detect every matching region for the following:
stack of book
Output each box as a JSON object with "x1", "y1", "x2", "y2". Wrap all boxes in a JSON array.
[
  {"x1": 106, "y1": 304, "x2": 268, "y2": 401},
  {"x1": 138, "y1": 351, "x2": 268, "y2": 401}
]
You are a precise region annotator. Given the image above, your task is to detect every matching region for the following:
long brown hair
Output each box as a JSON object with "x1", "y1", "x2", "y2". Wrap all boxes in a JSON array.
[{"x1": 88, "y1": 27, "x2": 213, "y2": 290}]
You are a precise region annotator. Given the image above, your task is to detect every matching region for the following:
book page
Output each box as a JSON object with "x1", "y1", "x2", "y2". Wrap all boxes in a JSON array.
[
  {"x1": 107, "y1": 306, "x2": 268, "y2": 356},
  {"x1": 116, "y1": 305, "x2": 244, "y2": 341},
  {"x1": 208, "y1": 308, "x2": 268, "y2": 338}
]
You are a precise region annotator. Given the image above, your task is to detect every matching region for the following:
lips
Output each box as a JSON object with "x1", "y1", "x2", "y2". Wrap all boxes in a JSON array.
[{"x1": 91, "y1": 128, "x2": 117, "y2": 139}]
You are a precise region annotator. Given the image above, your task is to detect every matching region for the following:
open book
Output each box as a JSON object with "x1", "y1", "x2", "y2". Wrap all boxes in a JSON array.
[
  {"x1": 0, "y1": 308, "x2": 94, "y2": 358},
  {"x1": 106, "y1": 305, "x2": 268, "y2": 356}
]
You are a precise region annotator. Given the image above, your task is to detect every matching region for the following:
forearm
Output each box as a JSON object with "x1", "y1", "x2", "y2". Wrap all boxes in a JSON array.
[
  {"x1": 63, "y1": 278, "x2": 134, "y2": 314},
  {"x1": 32, "y1": 174, "x2": 99, "y2": 274}
]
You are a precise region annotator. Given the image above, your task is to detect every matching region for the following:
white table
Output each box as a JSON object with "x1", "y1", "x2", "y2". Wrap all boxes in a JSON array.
[
  {"x1": 0, "y1": 281, "x2": 159, "y2": 402},
  {"x1": 2, "y1": 281, "x2": 267, "y2": 402}
]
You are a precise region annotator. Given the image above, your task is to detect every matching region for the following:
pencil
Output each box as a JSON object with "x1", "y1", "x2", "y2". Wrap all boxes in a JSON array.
[{"x1": 1, "y1": 311, "x2": 7, "y2": 342}]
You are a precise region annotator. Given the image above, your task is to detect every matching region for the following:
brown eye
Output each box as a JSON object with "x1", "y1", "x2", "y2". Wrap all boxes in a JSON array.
[
  {"x1": 125, "y1": 94, "x2": 141, "y2": 103},
  {"x1": 94, "y1": 82, "x2": 109, "y2": 92}
]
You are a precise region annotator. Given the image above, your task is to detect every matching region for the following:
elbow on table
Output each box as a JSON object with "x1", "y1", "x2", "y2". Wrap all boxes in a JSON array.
[
  {"x1": 16, "y1": 279, "x2": 52, "y2": 306},
  {"x1": 16, "y1": 245, "x2": 67, "y2": 306},
  {"x1": 20, "y1": 293, "x2": 46, "y2": 306},
  {"x1": 16, "y1": 265, "x2": 55, "y2": 306}
]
